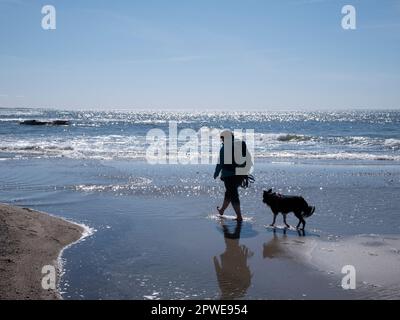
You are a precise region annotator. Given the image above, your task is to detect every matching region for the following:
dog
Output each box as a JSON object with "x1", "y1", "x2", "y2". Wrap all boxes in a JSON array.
[{"x1": 262, "y1": 189, "x2": 315, "y2": 230}]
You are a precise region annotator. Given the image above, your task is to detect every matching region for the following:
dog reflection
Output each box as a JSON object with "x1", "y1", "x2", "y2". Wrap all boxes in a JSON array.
[
  {"x1": 213, "y1": 221, "x2": 253, "y2": 300},
  {"x1": 263, "y1": 231, "x2": 288, "y2": 259},
  {"x1": 263, "y1": 228, "x2": 305, "y2": 259}
]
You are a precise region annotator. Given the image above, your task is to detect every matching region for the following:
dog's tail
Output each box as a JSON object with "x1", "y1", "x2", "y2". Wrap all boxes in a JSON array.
[{"x1": 302, "y1": 206, "x2": 315, "y2": 218}]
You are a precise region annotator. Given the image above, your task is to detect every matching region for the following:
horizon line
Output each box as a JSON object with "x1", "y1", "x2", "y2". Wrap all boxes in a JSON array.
[{"x1": 1, "y1": 106, "x2": 400, "y2": 113}]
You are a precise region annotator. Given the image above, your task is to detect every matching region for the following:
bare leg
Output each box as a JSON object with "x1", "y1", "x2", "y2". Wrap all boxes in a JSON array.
[
  {"x1": 232, "y1": 203, "x2": 243, "y2": 222},
  {"x1": 217, "y1": 197, "x2": 230, "y2": 216}
]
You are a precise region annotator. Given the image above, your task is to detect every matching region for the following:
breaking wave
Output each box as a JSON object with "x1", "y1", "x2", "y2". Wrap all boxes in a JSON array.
[
  {"x1": 1, "y1": 134, "x2": 399, "y2": 161},
  {"x1": 1, "y1": 108, "x2": 399, "y2": 162},
  {"x1": 384, "y1": 139, "x2": 400, "y2": 150},
  {"x1": 276, "y1": 134, "x2": 313, "y2": 142}
]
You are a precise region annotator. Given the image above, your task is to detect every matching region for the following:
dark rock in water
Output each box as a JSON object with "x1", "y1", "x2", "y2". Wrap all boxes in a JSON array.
[
  {"x1": 20, "y1": 120, "x2": 47, "y2": 126},
  {"x1": 51, "y1": 120, "x2": 70, "y2": 126},
  {"x1": 20, "y1": 120, "x2": 70, "y2": 126}
]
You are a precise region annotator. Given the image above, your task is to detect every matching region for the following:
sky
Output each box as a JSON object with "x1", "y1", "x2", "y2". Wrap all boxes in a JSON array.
[{"x1": 0, "y1": 0, "x2": 399, "y2": 110}]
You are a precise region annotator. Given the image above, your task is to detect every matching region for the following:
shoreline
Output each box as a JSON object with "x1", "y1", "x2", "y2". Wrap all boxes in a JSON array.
[
  {"x1": 0, "y1": 203, "x2": 85, "y2": 300},
  {"x1": 1, "y1": 158, "x2": 399, "y2": 299}
]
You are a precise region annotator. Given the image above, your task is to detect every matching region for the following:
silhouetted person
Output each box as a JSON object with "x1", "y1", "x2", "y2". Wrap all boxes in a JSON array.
[
  {"x1": 213, "y1": 221, "x2": 253, "y2": 300},
  {"x1": 214, "y1": 130, "x2": 253, "y2": 221}
]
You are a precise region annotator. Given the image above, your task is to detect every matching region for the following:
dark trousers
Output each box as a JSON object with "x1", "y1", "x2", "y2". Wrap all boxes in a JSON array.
[{"x1": 223, "y1": 175, "x2": 244, "y2": 205}]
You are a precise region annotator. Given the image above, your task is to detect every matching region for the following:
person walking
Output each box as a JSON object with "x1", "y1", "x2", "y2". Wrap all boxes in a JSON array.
[{"x1": 214, "y1": 129, "x2": 253, "y2": 222}]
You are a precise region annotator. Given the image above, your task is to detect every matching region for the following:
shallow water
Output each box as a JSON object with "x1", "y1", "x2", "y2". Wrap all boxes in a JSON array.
[
  {"x1": 1, "y1": 157, "x2": 399, "y2": 299},
  {"x1": 1, "y1": 108, "x2": 399, "y2": 299}
]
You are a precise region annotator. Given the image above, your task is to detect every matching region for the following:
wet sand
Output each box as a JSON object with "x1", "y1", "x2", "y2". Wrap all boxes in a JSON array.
[
  {"x1": 1, "y1": 159, "x2": 400, "y2": 299},
  {"x1": 258, "y1": 228, "x2": 400, "y2": 299},
  {"x1": 0, "y1": 203, "x2": 83, "y2": 300}
]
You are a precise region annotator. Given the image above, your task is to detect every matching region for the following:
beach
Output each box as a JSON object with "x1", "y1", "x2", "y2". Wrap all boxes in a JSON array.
[
  {"x1": 1, "y1": 0, "x2": 400, "y2": 305},
  {"x1": 1, "y1": 109, "x2": 400, "y2": 300},
  {"x1": 0, "y1": 203, "x2": 83, "y2": 299},
  {"x1": 1, "y1": 158, "x2": 400, "y2": 299}
]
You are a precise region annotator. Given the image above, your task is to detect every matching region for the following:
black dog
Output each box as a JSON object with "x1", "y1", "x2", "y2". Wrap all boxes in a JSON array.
[{"x1": 263, "y1": 189, "x2": 315, "y2": 230}]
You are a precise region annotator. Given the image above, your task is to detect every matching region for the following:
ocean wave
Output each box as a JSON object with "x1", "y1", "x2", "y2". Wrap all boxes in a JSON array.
[
  {"x1": 0, "y1": 127, "x2": 399, "y2": 162},
  {"x1": 277, "y1": 134, "x2": 312, "y2": 142},
  {"x1": 0, "y1": 136, "x2": 147, "y2": 160},
  {"x1": 0, "y1": 145, "x2": 74, "y2": 152},
  {"x1": 256, "y1": 134, "x2": 400, "y2": 149},
  {"x1": 257, "y1": 151, "x2": 400, "y2": 161},
  {"x1": 1, "y1": 137, "x2": 399, "y2": 161},
  {"x1": 384, "y1": 139, "x2": 400, "y2": 150},
  {"x1": 74, "y1": 178, "x2": 153, "y2": 193},
  {"x1": 72, "y1": 181, "x2": 223, "y2": 197},
  {"x1": 0, "y1": 109, "x2": 46, "y2": 117},
  {"x1": 255, "y1": 133, "x2": 314, "y2": 144},
  {"x1": 0, "y1": 118, "x2": 25, "y2": 122}
]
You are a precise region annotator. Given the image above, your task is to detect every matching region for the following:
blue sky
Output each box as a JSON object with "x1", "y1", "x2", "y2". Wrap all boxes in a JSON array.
[{"x1": 0, "y1": 0, "x2": 399, "y2": 110}]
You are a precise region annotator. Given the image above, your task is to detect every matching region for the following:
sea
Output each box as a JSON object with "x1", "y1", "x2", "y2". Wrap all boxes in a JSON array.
[{"x1": 0, "y1": 108, "x2": 399, "y2": 162}]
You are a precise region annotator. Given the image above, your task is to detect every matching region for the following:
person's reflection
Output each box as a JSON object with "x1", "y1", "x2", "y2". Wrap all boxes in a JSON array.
[{"x1": 213, "y1": 221, "x2": 253, "y2": 300}]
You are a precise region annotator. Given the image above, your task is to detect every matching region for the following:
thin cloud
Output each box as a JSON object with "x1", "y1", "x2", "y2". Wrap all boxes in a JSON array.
[
  {"x1": 289, "y1": 0, "x2": 332, "y2": 5},
  {"x1": 360, "y1": 22, "x2": 400, "y2": 30},
  {"x1": 119, "y1": 49, "x2": 300, "y2": 65},
  {"x1": 121, "y1": 55, "x2": 208, "y2": 64},
  {"x1": 81, "y1": 8, "x2": 182, "y2": 48},
  {"x1": 0, "y1": 0, "x2": 26, "y2": 5}
]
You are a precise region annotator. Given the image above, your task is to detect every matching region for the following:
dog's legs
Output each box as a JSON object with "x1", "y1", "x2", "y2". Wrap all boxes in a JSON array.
[
  {"x1": 283, "y1": 214, "x2": 290, "y2": 228},
  {"x1": 295, "y1": 212, "x2": 302, "y2": 230},
  {"x1": 270, "y1": 212, "x2": 277, "y2": 227},
  {"x1": 295, "y1": 211, "x2": 306, "y2": 230}
]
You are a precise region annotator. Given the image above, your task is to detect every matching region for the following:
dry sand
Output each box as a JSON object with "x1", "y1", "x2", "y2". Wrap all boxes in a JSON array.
[{"x1": 0, "y1": 203, "x2": 83, "y2": 300}]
